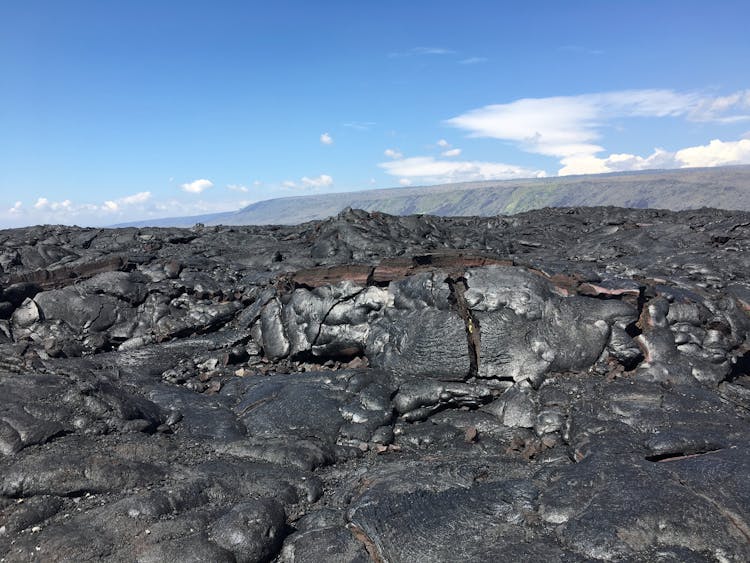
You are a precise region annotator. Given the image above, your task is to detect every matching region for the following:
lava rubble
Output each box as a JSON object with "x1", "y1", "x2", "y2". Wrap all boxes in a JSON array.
[{"x1": 1, "y1": 206, "x2": 749, "y2": 562}]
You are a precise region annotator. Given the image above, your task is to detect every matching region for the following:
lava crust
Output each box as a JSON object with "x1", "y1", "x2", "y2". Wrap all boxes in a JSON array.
[{"x1": 1, "y1": 206, "x2": 750, "y2": 562}]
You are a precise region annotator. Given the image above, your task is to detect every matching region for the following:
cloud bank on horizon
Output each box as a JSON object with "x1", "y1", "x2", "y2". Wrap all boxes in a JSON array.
[
  {"x1": 444, "y1": 89, "x2": 750, "y2": 177},
  {"x1": 2, "y1": 2, "x2": 749, "y2": 227}
]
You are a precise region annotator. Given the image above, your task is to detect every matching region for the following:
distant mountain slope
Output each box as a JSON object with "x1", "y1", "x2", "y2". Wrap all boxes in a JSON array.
[
  {"x1": 112, "y1": 210, "x2": 236, "y2": 228},
  {"x1": 116, "y1": 165, "x2": 750, "y2": 227}
]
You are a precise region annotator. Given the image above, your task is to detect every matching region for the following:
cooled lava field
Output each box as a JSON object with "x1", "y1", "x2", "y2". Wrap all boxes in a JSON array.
[{"x1": 1, "y1": 207, "x2": 749, "y2": 562}]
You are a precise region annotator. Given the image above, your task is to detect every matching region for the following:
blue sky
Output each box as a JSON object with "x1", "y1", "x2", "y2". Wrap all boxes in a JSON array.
[{"x1": 2, "y1": 0, "x2": 750, "y2": 227}]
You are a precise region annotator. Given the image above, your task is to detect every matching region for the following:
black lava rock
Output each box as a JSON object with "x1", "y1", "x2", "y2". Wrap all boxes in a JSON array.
[{"x1": 1, "y1": 207, "x2": 749, "y2": 562}]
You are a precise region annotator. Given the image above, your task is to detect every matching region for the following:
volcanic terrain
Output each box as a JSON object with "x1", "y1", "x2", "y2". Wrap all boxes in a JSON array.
[{"x1": 1, "y1": 206, "x2": 749, "y2": 562}]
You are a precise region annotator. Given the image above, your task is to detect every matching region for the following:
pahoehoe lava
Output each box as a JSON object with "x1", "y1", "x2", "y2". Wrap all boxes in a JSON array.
[{"x1": 1, "y1": 206, "x2": 750, "y2": 562}]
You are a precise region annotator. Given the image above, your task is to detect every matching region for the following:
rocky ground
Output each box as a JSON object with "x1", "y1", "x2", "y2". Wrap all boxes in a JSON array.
[{"x1": 1, "y1": 206, "x2": 749, "y2": 562}]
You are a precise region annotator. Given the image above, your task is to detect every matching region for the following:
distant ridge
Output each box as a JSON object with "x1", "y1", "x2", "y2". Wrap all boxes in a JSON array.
[{"x1": 114, "y1": 165, "x2": 750, "y2": 227}]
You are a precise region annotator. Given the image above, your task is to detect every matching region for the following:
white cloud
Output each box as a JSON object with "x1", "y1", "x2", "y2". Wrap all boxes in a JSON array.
[
  {"x1": 227, "y1": 184, "x2": 249, "y2": 192},
  {"x1": 30, "y1": 197, "x2": 72, "y2": 212},
  {"x1": 301, "y1": 174, "x2": 334, "y2": 188},
  {"x1": 101, "y1": 191, "x2": 152, "y2": 213},
  {"x1": 282, "y1": 174, "x2": 334, "y2": 191},
  {"x1": 559, "y1": 154, "x2": 637, "y2": 176},
  {"x1": 5, "y1": 197, "x2": 84, "y2": 225},
  {"x1": 676, "y1": 138, "x2": 750, "y2": 167},
  {"x1": 559, "y1": 139, "x2": 750, "y2": 176},
  {"x1": 436, "y1": 140, "x2": 462, "y2": 157},
  {"x1": 180, "y1": 179, "x2": 213, "y2": 193},
  {"x1": 380, "y1": 156, "x2": 546, "y2": 184},
  {"x1": 119, "y1": 191, "x2": 151, "y2": 205},
  {"x1": 384, "y1": 148, "x2": 403, "y2": 159},
  {"x1": 320, "y1": 132, "x2": 333, "y2": 145},
  {"x1": 399, "y1": 178, "x2": 412, "y2": 186},
  {"x1": 447, "y1": 89, "x2": 750, "y2": 161}
]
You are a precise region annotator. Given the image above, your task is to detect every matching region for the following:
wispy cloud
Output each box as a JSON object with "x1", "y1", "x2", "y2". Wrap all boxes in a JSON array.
[
  {"x1": 389, "y1": 48, "x2": 487, "y2": 66},
  {"x1": 689, "y1": 91, "x2": 750, "y2": 123},
  {"x1": 320, "y1": 132, "x2": 333, "y2": 145},
  {"x1": 180, "y1": 178, "x2": 214, "y2": 193},
  {"x1": 389, "y1": 46, "x2": 456, "y2": 58},
  {"x1": 459, "y1": 57, "x2": 488, "y2": 65},
  {"x1": 559, "y1": 45, "x2": 604, "y2": 56},
  {"x1": 8, "y1": 201, "x2": 22, "y2": 214},
  {"x1": 380, "y1": 156, "x2": 546, "y2": 184},
  {"x1": 436, "y1": 139, "x2": 462, "y2": 156},
  {"x1": 384, "y1": 148, "x2": 403, "y2": 159},
  {"x1": 227, "y1": 184, "x2": 249, "y2": 193},
  {"x1": 282, "y1": 174, "x2": 334, "y2": 190},
  {"x1": 149, "y1": 198, "x2": 248, "y2": 216},
  {"x1": 343, "y1": 121, "x2": 376, "y2": 131}
]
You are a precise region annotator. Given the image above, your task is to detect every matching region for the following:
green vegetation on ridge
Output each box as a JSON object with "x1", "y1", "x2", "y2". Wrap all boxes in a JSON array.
[{"x1": 115, "y1": 166, "x2": 750, "y2": 227}]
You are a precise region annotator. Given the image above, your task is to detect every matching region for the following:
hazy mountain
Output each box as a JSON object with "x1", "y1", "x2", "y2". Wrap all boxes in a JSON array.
[{"x1": 115, "y1": 165, "x2": 750, "y2": 227}]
